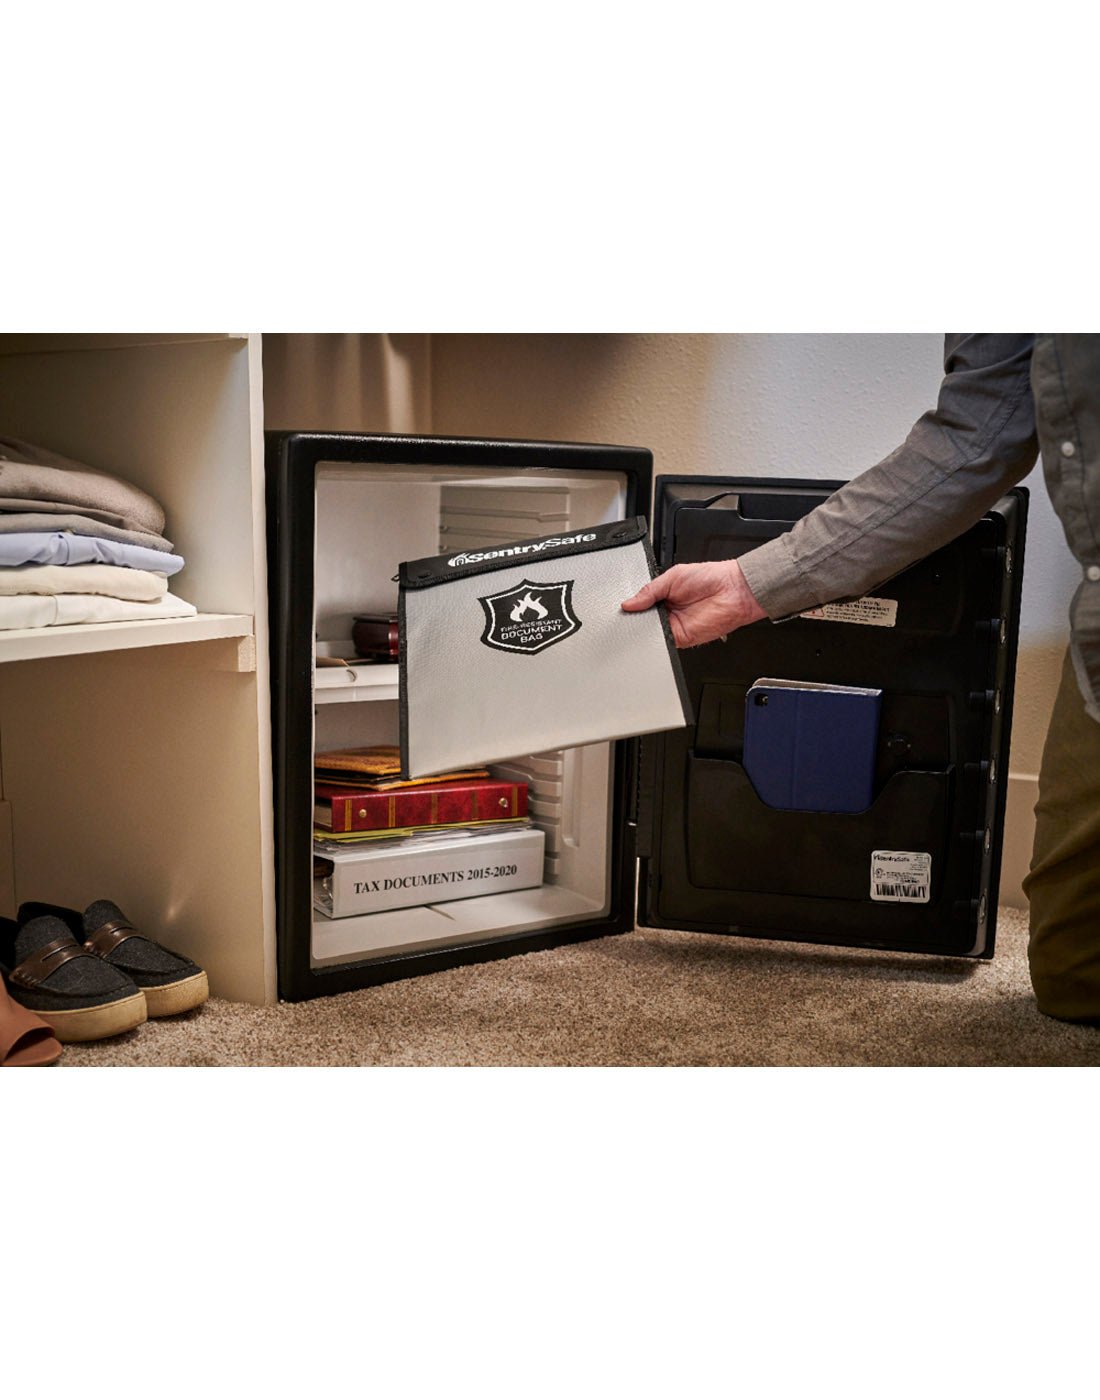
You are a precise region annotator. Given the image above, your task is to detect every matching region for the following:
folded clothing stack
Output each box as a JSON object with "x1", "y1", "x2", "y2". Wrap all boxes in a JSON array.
[{"x1": 0, "y1": 436, "x2": 196, "y2": 630}]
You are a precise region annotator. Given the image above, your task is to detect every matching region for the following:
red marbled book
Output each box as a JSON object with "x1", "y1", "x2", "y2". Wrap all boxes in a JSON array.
[{"x1": 313, "y1": 777, "x2": 528, "y2": 834}]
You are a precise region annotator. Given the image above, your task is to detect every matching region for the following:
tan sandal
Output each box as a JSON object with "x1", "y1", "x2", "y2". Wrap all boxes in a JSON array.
[{"x1": 0, "y1": 977, "x2": 62, "y2": 1067}]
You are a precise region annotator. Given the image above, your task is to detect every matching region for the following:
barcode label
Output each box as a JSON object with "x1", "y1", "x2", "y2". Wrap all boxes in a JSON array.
[
  {"x1": 874, "y1": 881, "x2": 929, "y2": 900},
  {"x1": 871, "y1": 850, "x2": 931, "y2": 904}
]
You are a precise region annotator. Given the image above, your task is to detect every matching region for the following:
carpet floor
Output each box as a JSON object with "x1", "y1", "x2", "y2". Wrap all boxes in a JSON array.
[{"x1": 57, "y1": 906, "x2": 1100, "y2": 1067}]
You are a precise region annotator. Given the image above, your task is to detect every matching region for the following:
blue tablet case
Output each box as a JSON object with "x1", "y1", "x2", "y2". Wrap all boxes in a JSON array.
[{"x1": 743, "y1": 678, "x2": 882, "y2": 814}]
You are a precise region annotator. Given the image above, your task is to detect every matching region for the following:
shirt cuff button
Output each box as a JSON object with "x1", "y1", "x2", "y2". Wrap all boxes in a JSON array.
[
  {"x1": 1062, "y1": 440, "x2": 1077, "y2": 457},
  {"x1": 1088, "y1": 565, "x2": 1100, "y2": 582}
]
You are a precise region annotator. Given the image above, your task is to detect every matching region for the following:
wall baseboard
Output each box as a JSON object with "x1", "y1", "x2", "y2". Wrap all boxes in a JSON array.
[{"x1": 999, "y1": 772, "x2": 1038, "y2": 911}]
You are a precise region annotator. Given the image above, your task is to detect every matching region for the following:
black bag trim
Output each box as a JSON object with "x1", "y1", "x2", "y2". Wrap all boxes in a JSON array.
[
  {"x1": 643, "y1": 532, "x2": 694, "y2": 729},
  {"x1": 399, "y1": 517, "x2": 649, "y2": 588}
]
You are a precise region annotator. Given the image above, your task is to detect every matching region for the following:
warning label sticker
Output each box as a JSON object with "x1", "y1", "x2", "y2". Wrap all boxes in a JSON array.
[
  {"x1": 800, "y1": 596, "x2": 898, "y2": 628},
  {"x1": 871, "y1": 850, "x2": 931, "y2": 904}
]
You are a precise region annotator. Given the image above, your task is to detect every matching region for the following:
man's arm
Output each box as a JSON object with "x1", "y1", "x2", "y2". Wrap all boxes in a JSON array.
[
  {"x1": 622, "y1": 335, "x2": 1039, "y2": 645},
  {"x1": 739, "y1": 334, "x2": 1038, "y2": 618}
]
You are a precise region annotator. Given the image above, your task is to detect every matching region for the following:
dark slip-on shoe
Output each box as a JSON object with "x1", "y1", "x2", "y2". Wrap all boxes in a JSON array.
[
  {"x1": 20, "y1": 900, "x2": 209, "y2": 1018},
  {"x1": 0, "y1": 914, "x2": 146, "y2": 1043}
]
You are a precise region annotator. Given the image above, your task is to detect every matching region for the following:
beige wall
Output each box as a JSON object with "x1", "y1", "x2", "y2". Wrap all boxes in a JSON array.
[
  {"x1": 430, "y1": 334, "x2": 1075, "y2": 907},
  {"x1": 263, "y1": 333, "x2": 431, "y2": 433}
]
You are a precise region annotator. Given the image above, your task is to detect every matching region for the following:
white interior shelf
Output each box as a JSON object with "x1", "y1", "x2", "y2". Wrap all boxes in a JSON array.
[
  {"x1": 314, "y1": 662, "x2": 398, "y2": 703},
  {"x1": 0, "y1": 613, "x2": 253, "y2": 665},
  {"x1": 312, "y1": 885, "x2": 607, "y2": 967}
]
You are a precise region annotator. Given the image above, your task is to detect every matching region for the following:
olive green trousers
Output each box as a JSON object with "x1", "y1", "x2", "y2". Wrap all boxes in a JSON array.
[{"x1": 1022, "y1": 648, "x2": 1100, "y2": 1022}]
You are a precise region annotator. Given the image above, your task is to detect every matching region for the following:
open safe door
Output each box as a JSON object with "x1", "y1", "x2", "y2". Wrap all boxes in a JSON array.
[{"x1": 636, "y1": 477, "x2": 1028, "y2": 959}]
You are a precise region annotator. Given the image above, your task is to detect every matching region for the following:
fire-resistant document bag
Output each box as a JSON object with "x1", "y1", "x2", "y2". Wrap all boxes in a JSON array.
[{"x1": 398, "y1": 517, "x2": 692, "y2": 777}]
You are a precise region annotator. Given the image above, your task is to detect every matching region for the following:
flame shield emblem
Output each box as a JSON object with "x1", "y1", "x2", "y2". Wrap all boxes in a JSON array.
[{"x1": 478, "y1": 579, "x2": 581, "y2": 655}]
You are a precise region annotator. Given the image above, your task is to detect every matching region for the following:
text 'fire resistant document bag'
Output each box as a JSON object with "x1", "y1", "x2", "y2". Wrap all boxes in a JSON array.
[{"x1": 398, "y1": 518, "x2": 692, "y2": 777}]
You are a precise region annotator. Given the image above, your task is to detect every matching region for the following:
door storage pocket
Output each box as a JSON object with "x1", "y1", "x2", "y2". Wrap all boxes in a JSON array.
[{"x1": 686, "y1": 754, "x2": 952, "y2": 901}]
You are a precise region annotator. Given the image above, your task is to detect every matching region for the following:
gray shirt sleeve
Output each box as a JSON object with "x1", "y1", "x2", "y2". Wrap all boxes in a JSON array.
[{"x1": 737, "y1": 334, "x2": 1039, "y2": 619}]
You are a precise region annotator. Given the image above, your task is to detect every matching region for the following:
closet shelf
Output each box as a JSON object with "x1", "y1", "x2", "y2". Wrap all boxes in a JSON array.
[
  {"x1": 314, "y1": 663, "x2": 398, "y2": 704},
  {"x1": 0, "y1": 334, "x2": 247, "y2": 357},
  {"x1": 0, "y1": 612, "x2": 253, "y2": 664}
]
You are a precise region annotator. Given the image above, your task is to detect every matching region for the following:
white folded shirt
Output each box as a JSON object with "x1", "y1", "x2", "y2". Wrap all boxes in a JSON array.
[
  {"x1": 0, "y1": 563, "x2": 167, "y2": 602},
  {"x1": 0, "y1": 593, "x2": 197, "y2": 630}
]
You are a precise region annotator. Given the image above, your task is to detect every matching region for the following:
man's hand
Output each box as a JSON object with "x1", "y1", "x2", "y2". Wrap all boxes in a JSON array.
[{"x1": 620, "y1": 558, "x2": 767, "y2": 648}]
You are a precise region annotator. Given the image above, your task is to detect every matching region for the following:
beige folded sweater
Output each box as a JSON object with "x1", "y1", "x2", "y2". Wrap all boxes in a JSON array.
[
  {"x1": 0, "y1": 436, "x2": 166, "y2": 536},
  {"x1": 0, "y1": 563, "x2": 167, "y2": 602},
  {"x1": 0, "y1": 511, "x2": 174, "y2": 552}
]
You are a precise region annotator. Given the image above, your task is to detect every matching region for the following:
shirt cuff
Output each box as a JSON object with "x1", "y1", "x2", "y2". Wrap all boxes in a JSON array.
[{"x1": 736, "y1": 533, "x2": 823, "y2": 621}]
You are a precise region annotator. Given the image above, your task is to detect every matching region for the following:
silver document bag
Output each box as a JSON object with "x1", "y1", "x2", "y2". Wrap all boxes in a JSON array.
[{"x1": 398, "y1": 518, "x2": 692, "y2": 777}]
